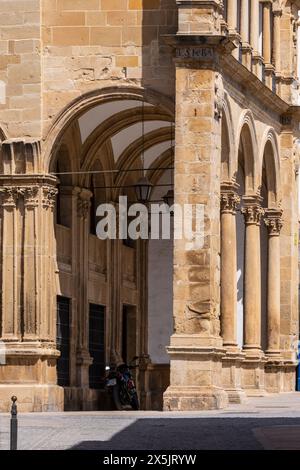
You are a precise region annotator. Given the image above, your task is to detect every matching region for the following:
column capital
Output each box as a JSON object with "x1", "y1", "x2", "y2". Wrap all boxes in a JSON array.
[
  {"x1": 220, "y1": 187, "x2": 240, "y2": 214},
  {"x1": 264, "y1": 208, "x2": 283, "y2": 236},
  {"x1": 241, "y1": 196, "x2": 264, "y2": 225},
  {"x1": 77, "y1": 187, "x2": 92, "y2": 219},
  {"x1": 22, "y1": 186, "x2": 40, "y2": 209},
  {"x1": 0, "y1": 186, "x2": 21, "y2": 207},
  {"x1": 42, "y1": 185, "x2": 58, "y2": 211}
]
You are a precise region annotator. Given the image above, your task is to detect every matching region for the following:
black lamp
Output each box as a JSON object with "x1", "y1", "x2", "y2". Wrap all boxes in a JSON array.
[
  {"x1": 134, "y1": 176, "x2": 153, "y2": 203},
  {"x1": 163, "y1": 189, "x2": 174, "y2": 207},
  {"x1": 133, "y1": 99, "x2": 153, "y2": 204}
]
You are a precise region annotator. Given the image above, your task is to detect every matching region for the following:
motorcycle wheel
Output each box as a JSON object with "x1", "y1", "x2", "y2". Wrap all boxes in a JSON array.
[
  {"x1": 112, "y1": 384, "x2": 129, "y2": 411},
  {"x1": 130, "y1": 392, "x2": 140, "y2": 410}
]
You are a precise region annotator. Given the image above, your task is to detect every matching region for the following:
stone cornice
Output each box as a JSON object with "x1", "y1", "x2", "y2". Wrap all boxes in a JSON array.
[{"x1": 163, "y1": 34, "x2": 291, "y2": 117}]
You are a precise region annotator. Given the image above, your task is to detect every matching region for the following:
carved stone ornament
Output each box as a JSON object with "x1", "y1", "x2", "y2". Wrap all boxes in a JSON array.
[
  {"x1": 22, "y1": 186, "x2": 39, "y2": 209},
  {"x1": 77, "y1": 197, "x2": 90, "y2": 219},
  {"x1": 42, "y1": 186, "x2": 58, "y2": 210},
  {"x1": 264, "y1": 210, "x2": 283, "y2": 236},
  {"x1": 241, "y1": 204, "x2": 265, "y2": 225},
  {"x1": 214, "y1": 73, "x2": 224, "y2": 120},
  {"x1": 220, "y1": 192, "x2": 240, "y2": 214},
  {"x1": 0, "y1": 187, "x2": 20, "y2": 207}
]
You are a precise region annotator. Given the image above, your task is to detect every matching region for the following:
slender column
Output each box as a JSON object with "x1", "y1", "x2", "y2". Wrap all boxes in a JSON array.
[
  {"x1": 240, "y1": 0, "x2": 249, "y2": 43},
  {"x1": 76, "y1": 188, "x2": 93, "y2": 388},
  {"x1": 241, "y1": 197, "x2": 264, "y2": 352},
  {"x1": 262, "y1": 2, "x2": 272, "y2": 63},
  {"x1": 0, "y1": 188, "x2": 21, "y2": 340},
  {"x1": 273, "y1": 9, "x2": 282, "y2": 72},
  {"x1": 264, "y1": 209, "x2": 283, "y2": 356},
  {"x1": 23, "y1": 186, "x2": 40, "y2": 340},
  {"x1": 227, "y1": 0, "x2": 237, "y2": 32},
  {"x1": 250, "y1": 0, "x2": 259, "y2": 53},
  {"x1": 220, "y1": 184, "x2": 240, "y2": 348}
]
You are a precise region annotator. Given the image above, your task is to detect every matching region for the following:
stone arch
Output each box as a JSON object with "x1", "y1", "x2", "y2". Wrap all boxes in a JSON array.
[
  {"x1": 236, "y1": 110, "x2": 259, "y2": 194},
  {"x1": 44, "y1": 86, "x2": 174, "y2": 173},
  {"x1": 259, "y1": 128, "x2": 281, "y2": 207}
]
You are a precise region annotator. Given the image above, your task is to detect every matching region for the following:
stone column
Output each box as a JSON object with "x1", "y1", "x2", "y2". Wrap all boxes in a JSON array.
[
  {"x1": 250, "y1": 0, "x2": 259, "y2": 54},
  {"x1": 241, "y1": 196, "x2": 266, "y2": 396},
  {"x1": 220, "y1": 183, "x2": 246, "y2": 403},
  {"x1": 75, "y1": 188, "x2": 93, "y2": 392},
  {"x1": 250, "y1": 0, "x2": 264, "y2": 78},
  {"x1": 273, "y1": 7, "x2": 282, "y2": 74},
  {"x1": 163, "y1": 36, "x2": 228, "y2": 410},
  {"x1": 262, "y1": 2, "x2": 276, "y2": 89},
  {"x1": 240, "y1": 0, "x2": 252, "y2": 68},
  {"x1": 264, "y1": 209, "x2": 283, "y2": 356},
  {"x1": 242, "y1": 197, "x2": 264, "y2": 353},
  {"x1": 220, "y1": 183, "x2": 240, "y2": 348},
  {"x1": 262, "y1": 2, "x2": 271, "y2": 64},
  {"x1": 227, "y1": 0, "x2": 237, "y2": 31}
]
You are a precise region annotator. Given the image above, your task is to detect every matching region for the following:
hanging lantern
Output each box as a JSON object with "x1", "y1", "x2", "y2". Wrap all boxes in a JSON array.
[
  {"x1": 163, "y1": 188, "x2": 174, "y2": 207},
  {"x1": 134, "y1": 176, "x2": 153, "y2": 203}
]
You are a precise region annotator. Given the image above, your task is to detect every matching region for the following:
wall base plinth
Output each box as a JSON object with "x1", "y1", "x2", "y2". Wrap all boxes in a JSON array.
[
  {"x1": 241, "y1": 351, "x2": 267, "y2": 396},
  {"x1": 0, "y1": 384, "x2": 64, "y2": 412},
  {"x1": 222, "y1": 349, "x2": 247, "y2": 404},
  {"x1": 163, "y1": 386, "x2": 228, "y2": 411},
  {"x1": 164, "y1": 336, "x2": 228, "y2": 411}
]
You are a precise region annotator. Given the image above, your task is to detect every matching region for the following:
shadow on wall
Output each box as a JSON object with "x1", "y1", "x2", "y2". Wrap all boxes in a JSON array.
[
  {"x1": 69, "y1": 417, "x2": 300, "y2": 450},
  {"x1": 141, "y1": 0, "x2": 177, "y2": 95}
]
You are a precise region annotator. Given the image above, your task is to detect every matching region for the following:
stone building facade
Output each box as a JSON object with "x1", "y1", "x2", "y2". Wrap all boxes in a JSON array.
[{"x1": 0, "y1": 0, "x2": 299, "y2": 412}]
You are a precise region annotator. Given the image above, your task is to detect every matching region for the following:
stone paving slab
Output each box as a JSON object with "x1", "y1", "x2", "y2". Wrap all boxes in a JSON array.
[{"x1": 1, "y1": 393, "x2": 300, "y2": 450}]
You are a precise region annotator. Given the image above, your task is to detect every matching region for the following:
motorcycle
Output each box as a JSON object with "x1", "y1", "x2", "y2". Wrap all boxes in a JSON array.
[{"x1": 105, "y1": 356, "x2": 140, "y2": 411}]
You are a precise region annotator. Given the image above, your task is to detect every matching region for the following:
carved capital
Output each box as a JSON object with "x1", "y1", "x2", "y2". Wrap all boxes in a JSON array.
[
  {"x1": 77, "y1": 188, "x2": 92, "y2": 219},
  {"x1": 220, "y1": 191, "x2": 240, "y2": 214},
  {"x1": 241, "y1": 199, "x2": 264, "y2": 226},
  {"x1": 264, "y1": 209, "x2": 283, "y2": 236},
  {"x1": 22, "y1": 186, "x2": 39, "y2": 209},
  {"x1": 42, "y1": 186, "x2": 58, "y2": 210},
  {"x1": 0, "y1": 187, "x2": 20, "y2": 207}
]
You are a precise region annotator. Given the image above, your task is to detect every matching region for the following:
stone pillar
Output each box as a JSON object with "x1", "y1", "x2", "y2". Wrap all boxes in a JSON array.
[
  {"x1": 264, "y1": 209, "x2": 283, "y2": 356},
  {"x1": 220, "y1": 183, "x2": 240, "y2": 348},
  {"x1": 227, "y1": 0, "x2": 237, "y2": 31},
  {"x1": 242, "y1": 197, "x2": 264, "y2": 352},
  {"x1": 250, "y1": 0, "x2": 259, "y2": 54},
  {"x1": 263, "y1": 209, "x2": 284, "y2": 393},
  {"x1": 263, "y1": 2, "x2": 275, "y2": 89},
  {"x1": 241, "y1": 196, "x2": 266, "y2": 396},
  {"x1": 75, "y1": 188, "x2": 93, "y2": 393},
  {"x1": 250, "y1": 0, "x2": 263, "y2": 78},
  {"x1": 240, "y1": 0, "x2": 252, "y2": 68},
  {"x1": 163, "y1": 36, "x2": 228, "y2": 410},
  {"x1": 273, "y1": 6, "x2": 282, "y2": 92},
  {"x1": 262, "y1": 2, "x2": 271, "y2": 64},
  {"x1": 220, "y1": 183, "x2": 246, "y2": 403},
  {"x1": 0, "y1": 139, "x2": 63, "y2": 412}
]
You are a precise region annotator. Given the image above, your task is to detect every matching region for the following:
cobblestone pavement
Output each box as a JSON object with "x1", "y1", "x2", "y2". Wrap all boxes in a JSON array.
[{"x1": 1, "y1": 393, "x2": 300, "y2": 450}]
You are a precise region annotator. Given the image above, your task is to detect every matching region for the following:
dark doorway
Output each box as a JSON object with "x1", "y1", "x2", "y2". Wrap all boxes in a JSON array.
[
  {"x1": 122, "y1": 305, "x2": 137, "y2": 365},
  {"x1": 56, "y1": 296, "x2": 70, "y2": 387},
  {"x1": 89, "y1": 303, "x2": 105, "y2": 389}
]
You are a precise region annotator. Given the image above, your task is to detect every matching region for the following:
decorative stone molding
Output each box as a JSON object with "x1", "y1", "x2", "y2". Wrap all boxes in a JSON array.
[
  {"x1": 264, "y1": 209, "x2": 283, "y2": 236},
  {"x1": 77, "y1": 188, "x2": 92, "y2": 219},
  {"x1": 22, "y1": 186, "x2": 39, "y2": 209},
  {"x1": 241, "y1": 198, "x2": 264, "y2": 225},
  {"x1": 0, "y1": 187, "x2": 21, "y2": 207},
  {"x1": 42, "y1": 186, "x2": 58, "y2": 210},
  {"x1": 1, "y1": 139, "x2": 41, "y2": 175},
  {"x1": 220, "y1": 191, "x2": 240, "y2": 214}
]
